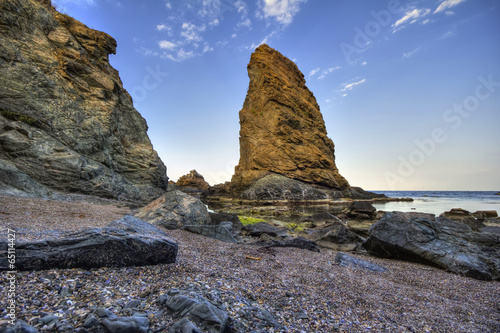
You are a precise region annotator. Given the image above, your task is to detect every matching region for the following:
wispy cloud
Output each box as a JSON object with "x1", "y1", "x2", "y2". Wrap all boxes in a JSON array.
[
  {"x1": 394, "y1": 8, "x2": 431, "y2": 29},
  {"x1": 257, "y1": 0, "x2": 306, "y2": 26},
  {"x1": 180, "y1": 22, "x2": 205, "y2": 43},
  {"x1": 158, "y1": 40, "x2": 176, "y2": 50},
  {"x1": 403, "y1": 47, "x2": 421, "y2": 58},
  {"x1": 434, "y1": 0, "x2": 466, "y2": 14},
  {"x1": 161, "y1": 48, "x2": 195, "y2": 62},
  {"x1": 340, "y1": 78, "x2": 366, "y2": 96},
  {"x1": 318, "y1": 66, "x2": 341, "y2": 80},
  {"x1": 308, "y1": 67, "x2": 320, "y2": 77}
]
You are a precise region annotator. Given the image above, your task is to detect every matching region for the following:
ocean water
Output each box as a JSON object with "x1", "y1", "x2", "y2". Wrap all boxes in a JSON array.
[{"x1": 371, "y1": 191, "x2": 500, "y2": 216}]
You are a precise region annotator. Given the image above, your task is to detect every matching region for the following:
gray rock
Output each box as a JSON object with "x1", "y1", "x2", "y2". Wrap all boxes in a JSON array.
[
  {"x1": 0, "y1": 0, "x2": 167, "y2": 203},
  {"x1": 101, "y1": 316, "x2": 149, "y2": 333},
  {"x1": 0, "y1": 320, "x2": 39, "y2": 333},
  {"x1": 308, "y1": 222, "x2": 363, "y2": 251},
  {"x1": 209, "y1": 212, "x2": 243, "y2": 231},
  {"x1": 363, "y1": 212, "x2": 500, "y2": 280},
  {"x1": 160, "y1": 293, "x2": 228, "y2": 333},
  {"x1": 335, "y1": 252, "x2": 387, "y2": 272},
  {"x1": 0, "y1": 216, "x2": 178, "y2": 271},
  {"x1": 136, "y1": 190, "x2": 211, "y2": 229},
  {"x1": 242, "y1": 222, "x2": 287, "y2": 237},
  {"x1": 183, "y1": 224, "x2": 238, "y2": 243},
  {"x1": 255, "y1": 236, "x2": 320, "y2": 252},
  {"x1": 168, "y1": 318, "x2": 202, "y2": 333},
  {"x1": 344, "y1": 201, "x2": 376, "y2": 220}
]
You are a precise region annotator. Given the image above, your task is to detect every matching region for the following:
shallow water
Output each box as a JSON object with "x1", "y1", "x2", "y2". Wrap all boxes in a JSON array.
[{"x1": 372, "y1": 191, "x2": 500, "y2": 215}]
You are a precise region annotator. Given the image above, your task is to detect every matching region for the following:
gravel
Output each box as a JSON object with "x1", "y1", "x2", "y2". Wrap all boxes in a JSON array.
[{"x1": 1, "y1": 195, "x2": 499, "y2": 332}]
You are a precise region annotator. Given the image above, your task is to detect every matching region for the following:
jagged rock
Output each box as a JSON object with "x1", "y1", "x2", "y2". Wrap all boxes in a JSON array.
[
  {"x1": 473, "y1": 210, "x2": 498, "y2": 218},
  {"x1": 242, "y1": 222, "x2": 287, "y2": 237},
  {"x1": 230, "y1": 44, "x2": 350, "y2": 194},
  {"x1": 308, "y1": 222, "x2": 363, "y2": 251},
  {"x1": 101, "y1": 315, "x2": 149, "y2": 333},
  {"x1": 334, "y1": 252, "x2": 387, "y2": 273},
  {"x1": 255, "y1": 236, "x2": 320, "y2": 252},
  {"x1": 135, "y1": 190, "x2": 211, "y2": 229},
  {"x1": 159, "y1": 292, "x2": 229, "y2": 333},
  {"x1": 363, "y1": 212, "x2": 500, "y2": 280},
  {"x1": 344, "y1": 201, "x2": 377, "y2": 220},
  {"x1": 0, "y1": 0, "x2": 167, "y2": 202},
  {"x1": 168, "y1": 318, "x2": 202, "y2": 333},
  {"x1": 0, "y1": 216, "x2": 178, "y2": 271},
  {"x1": 440, "y1": 208, "x2": 486, "y2": 231},
  {"x1": 183, "y1": 223, "x2": 238, "y2": 243},
  {"x1": 176, "y1": 170, "x2": 210, "y2": 191},
  {"x1": 209, "y1": 212, "x2": 242, "y2": 231}
]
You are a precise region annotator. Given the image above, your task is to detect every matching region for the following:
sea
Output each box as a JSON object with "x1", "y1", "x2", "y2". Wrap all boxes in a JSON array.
[{"x1": 371, "y1": 191, "x2": 500, "y2": 216}]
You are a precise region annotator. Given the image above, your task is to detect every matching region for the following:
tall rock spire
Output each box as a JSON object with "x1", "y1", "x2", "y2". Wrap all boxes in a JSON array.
[{"x1": 230, "y1": 44, "x2": 350, "y2": 194}]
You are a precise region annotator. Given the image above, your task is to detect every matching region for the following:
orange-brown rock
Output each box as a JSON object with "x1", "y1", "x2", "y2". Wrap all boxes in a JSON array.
[
  {"x1": 176, "y1": 170, "x2": 210, "y2": 191},
  {"x1": 230, "y1": 44, "x2": 349, "y2": 193}
]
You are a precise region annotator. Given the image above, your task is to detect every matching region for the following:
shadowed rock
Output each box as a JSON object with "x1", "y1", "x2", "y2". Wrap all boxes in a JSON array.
[
  {"x1": 0, "y1": 216, "x2": 178, "y2": 271},
  {"x1": 363, "y1": 212, "x2": 500, "y2": 280}
]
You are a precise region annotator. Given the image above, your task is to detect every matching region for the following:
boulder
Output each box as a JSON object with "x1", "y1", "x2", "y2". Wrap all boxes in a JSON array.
[
  {"x1": 254, "y1": 236, "x2": 320, "y2": 252},
  {"x1": 159, "y1": 292, "x2": 229, "y2": 333},
  {"x1": 344, "y1": 201, "x2": 377, "y2": 220},
  {"x1": 242, "y1": 222, "x2": 287, "y2": 237},
  {"x1": 169, "y1": 318, "x2": 202, "y2": 333},
  {"x1": 0, "y1": 0, "x2": 167, "y2": 202},
  {"x1": 183, "y1": 223, "x2": 238, "y2": 244},
  {"x1": 473, "y1": 210, "x2": 498, "y2": 218},
  {"x1": 308, "y1": 222, "x2": 363, "y2": 251},
  {"x1": 440, "y1": 208, "x2": 485, "y2": 231},
  {"x1": 334, "y1": 252, "x2": 387, "y2": 272},
  {"x1": 136, "y1": 190, "x2": 211, "y2": 229},
  {"x1": 363, "y1": 212, "x2": 500, "y2": 280},
  {"x1": 0, "y1": 216, "x2": 178, "y2": 271}
]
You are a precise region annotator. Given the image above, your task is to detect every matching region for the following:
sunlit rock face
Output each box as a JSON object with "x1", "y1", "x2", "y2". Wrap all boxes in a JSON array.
[{"x1": 230, "y1": 44, "x2": 350, "y2": 195}]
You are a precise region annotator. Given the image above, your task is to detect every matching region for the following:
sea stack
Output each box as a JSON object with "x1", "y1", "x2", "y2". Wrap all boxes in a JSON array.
[
  {"x1": 0, "y1": 0, "x2": 167, "y2": 202},
  {"x1": 228, "y1": 44, "x2": 375, "y2": 200}
]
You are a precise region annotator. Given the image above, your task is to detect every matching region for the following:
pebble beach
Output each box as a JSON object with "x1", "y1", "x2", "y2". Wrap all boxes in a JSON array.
[{"x1": 1, "y1": 195, "x2": 499, "y2": 332}]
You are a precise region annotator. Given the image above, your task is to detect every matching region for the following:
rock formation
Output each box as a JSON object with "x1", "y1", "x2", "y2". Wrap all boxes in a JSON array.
[
  {"x1": 176, "y1": 169, "x2": 210, "y2": 191},
  {"x1": 364, "y1": 212, "x2": 500, "y2": 280},
  {"x1": 227, "y1": 44, "x2": 378, "y2": 200},
  {"x1": 0, "y1": 0, "x2": 167, "y2": 202},
  {"x1": 0, "y1": 216, "x2": 178, "y2": 271}
]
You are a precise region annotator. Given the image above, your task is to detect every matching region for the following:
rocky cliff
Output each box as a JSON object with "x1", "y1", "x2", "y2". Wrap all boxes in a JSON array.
[
  {"x1": 229, "y1": 44, "x2": 353, "y2": 198},
  {"x1": 0, "y1": 0, "x2": 167, "y2": 202}
]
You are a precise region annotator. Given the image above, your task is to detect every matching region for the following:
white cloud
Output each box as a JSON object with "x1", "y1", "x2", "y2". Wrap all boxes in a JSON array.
[
  {"x1": 258, "y1": 0, "x2": 306, "y2": 26},
  {"x1": 434, "y1": 0, "x2": 466, "y2": 14},
  {"x1": 165, "y1": 2, "x2": 172, "y2": 9},
  {"x1": 394, "y1": 8, "x2": 431, "y2": 28},
  {"x1": 203, "y1": 44, "x2": 214, "y2": 53},
  {"x1": 156, "y1": 24, "x2": 168, "y2": 31},
  {"x1": 318, "y1": 66, "x2": 341, "y2": 80},
  {"x1": 209, "y1": 18, "x2": 220, "y2": 26},
  {"x1": 158, "y1": 40, "x2": 176, "y2": 50},
  {"x1": 181, "y1": 22, "x2": 205, "y2": 43},
  {"x1": 403, "y1": 47, "x2": 421, "y2": 58},
  {"x1": 234, "y1": 0, "x2": 247, "y2": 14},
  {"x1": 340, "y1": 78, "x2": 366, "y2": 92},
  {"x1": 161, "y1": 48, "x2": 195, "y2": 62},
  {"x1": 237, "y1": 18, "x2": 252, "y2": 29},
  {"x1": 361, "y1": 61, "x2": 367, "y2": 66},
  {"x1": 308, "y1": 67, "x2": 320, "y2": 77},
  {"x1": 444, "y1": 10, "x2": 455, "y2": 16}
]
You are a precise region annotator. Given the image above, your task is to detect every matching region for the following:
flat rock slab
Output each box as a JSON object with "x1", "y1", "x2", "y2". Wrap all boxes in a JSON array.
[
  {"x1": 335, "y1": 252, "x2": 387, "y2": 272},
  {"x1": 363, "y1": 212, "x2": 500, "y2": 280},
  {"x1": 0, "y1": 216, "x2": 178, "y2": 271}
]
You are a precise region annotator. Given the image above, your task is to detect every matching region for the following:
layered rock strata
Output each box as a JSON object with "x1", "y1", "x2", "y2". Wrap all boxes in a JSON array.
[
  {"x1": 0, "y1": 0, "x2": 167, "y2": 202},
  {"x1": 226, "y1": 44, "x2": 380, "y2": 200}
]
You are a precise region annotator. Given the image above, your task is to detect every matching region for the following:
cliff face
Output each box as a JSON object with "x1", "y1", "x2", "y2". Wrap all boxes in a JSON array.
[
  {"x1": 230, "y1": 44, "x2": 349, "y2": 193},
  {"x1": 0, "y1": 0, "x2": 167, "y2": 202}
]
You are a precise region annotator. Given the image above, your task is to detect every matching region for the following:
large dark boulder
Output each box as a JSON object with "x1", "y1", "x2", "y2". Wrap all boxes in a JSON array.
[
  {"x1": 363, "y1": 212, "x2": 500, "y2": 280},
  {"x1": 0, "y1": 216, "x2": 178, "y2": 271},
  {"x1": 308, "y1": 222, "x2": 363, "y2": 251}
]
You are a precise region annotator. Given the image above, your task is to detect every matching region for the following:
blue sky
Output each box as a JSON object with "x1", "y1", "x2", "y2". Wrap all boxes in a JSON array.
[{"x1": 52, "y1": 0, "x2": 500, "y2": 190}]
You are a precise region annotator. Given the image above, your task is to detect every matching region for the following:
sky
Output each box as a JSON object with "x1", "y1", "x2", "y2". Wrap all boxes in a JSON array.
[{"x1": 51, "y1": 0, "x2": 500, "y2": 191}]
